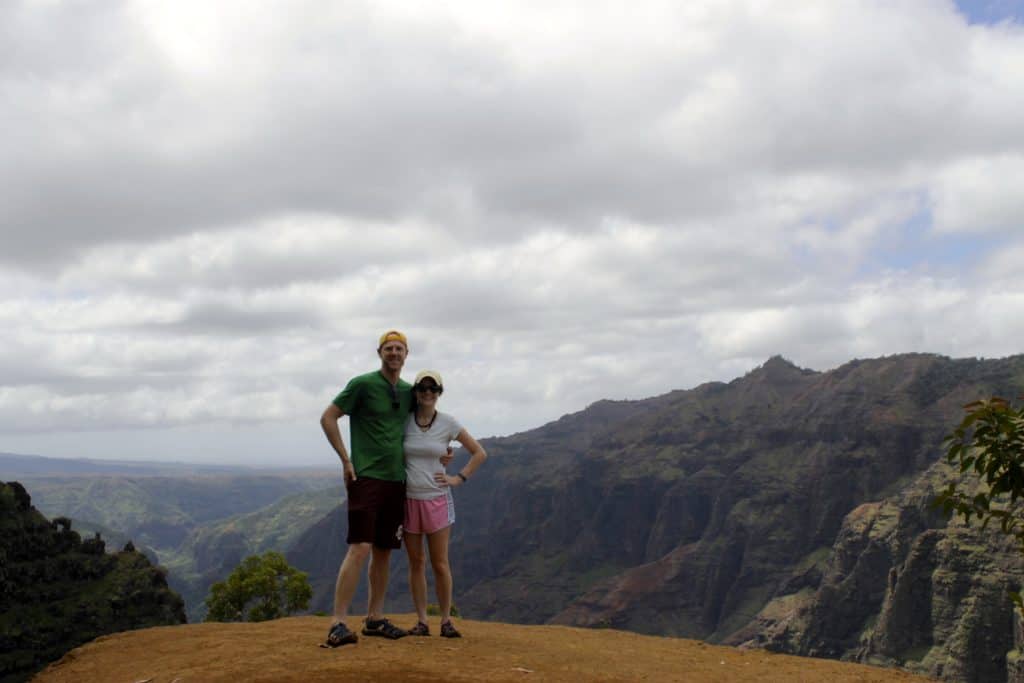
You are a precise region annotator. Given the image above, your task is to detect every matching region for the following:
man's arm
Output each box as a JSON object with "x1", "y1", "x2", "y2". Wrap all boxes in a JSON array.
[{"x1": 320, "y1": 404, "x2": 356, "y2": 483}]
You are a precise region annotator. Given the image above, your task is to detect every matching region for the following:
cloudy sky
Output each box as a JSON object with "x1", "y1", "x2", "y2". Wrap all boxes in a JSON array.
[{"x1": 2, "y1": 0, "x2": 1023, "y2": 466}]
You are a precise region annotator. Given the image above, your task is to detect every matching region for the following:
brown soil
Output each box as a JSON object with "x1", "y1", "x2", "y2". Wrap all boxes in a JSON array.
[{"x1": 35, "y1": 615, "x2": 935, "y2": 682}]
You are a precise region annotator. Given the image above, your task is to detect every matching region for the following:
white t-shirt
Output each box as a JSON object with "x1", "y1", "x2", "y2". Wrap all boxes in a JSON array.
[{"x1": 404, "y1": 411, "x2": 463, "y2": 500}]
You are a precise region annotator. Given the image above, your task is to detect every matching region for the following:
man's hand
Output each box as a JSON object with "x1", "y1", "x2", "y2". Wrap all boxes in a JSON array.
[
  {"x1": 440, "y1": 445, "x2": 454, "y2": 467},
  {"x1": 343, "y1": 460, "x2": 357, "y2": 484}
]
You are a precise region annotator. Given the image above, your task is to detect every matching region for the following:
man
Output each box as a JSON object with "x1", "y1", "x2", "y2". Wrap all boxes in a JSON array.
[{"x1": 320, "y1": 330, "x2": 413, "y2": 646}]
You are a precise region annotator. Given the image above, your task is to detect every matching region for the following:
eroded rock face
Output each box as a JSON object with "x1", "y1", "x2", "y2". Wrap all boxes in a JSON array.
[
  {"x1": 454, "y1": 356, "x2": 1008, "y2": 626},
  {"x1": 0, "y1": 481, "x2": 186, "y2": 683},
  {"x1": 760, "y1": 463, "x2": 1024, "y2": 683}
]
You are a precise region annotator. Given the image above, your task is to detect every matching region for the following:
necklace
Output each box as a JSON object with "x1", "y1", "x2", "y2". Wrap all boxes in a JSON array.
[{"x1": 415, "y1": 411, "x2": 437, "y2": 430}]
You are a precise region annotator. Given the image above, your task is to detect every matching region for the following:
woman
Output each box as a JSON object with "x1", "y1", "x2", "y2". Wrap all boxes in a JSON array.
[{"x1": 403, "y1": 369, "x2": 487, "y2": 638}]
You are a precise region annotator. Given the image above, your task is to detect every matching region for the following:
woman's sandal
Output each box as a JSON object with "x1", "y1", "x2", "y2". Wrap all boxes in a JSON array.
[
  {"x1": 440, "y1": 621, "x2": 461, "y2": 638},
  {"x1": 408, "y1": 621, "x2": 430, "y2": 636}
]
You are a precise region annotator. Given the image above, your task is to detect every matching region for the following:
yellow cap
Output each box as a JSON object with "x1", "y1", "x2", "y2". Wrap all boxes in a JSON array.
[{"x1": 378, "y1": 330, "x2": 408, "y2": 349}]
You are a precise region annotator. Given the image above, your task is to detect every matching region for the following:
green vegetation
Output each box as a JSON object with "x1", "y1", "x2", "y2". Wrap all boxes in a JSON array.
[
  {"x1": 935, "y1": 397, "x2": 1024, "y2": 606},
  {"x1": 23, "y1": 474, "x2": 333, "y2": 547},
  {"x1": 1, "y1": 482, "x2": 185, "y2": 682},
  {"x1": 426, "y1": 603, "x2": 460, "y2": 617},
  {"x1": 205, "y1": 551, "x2": 312, "y2": 622},
  {"x1": 164, "y1": 485, "x2": 341, "y2": 620},
  {"x1": 935, "y1": 398, "x2": 1024, "y2": 541},
  {"x1": 20, "y1": 475, "x2": 341, "y2": 621},
  {"x1": 936, "y1": 397, "x2": 1024, "y2": 533},
  {"x1": 187, "y1": 486, "x2": 342, "y2": 559}
]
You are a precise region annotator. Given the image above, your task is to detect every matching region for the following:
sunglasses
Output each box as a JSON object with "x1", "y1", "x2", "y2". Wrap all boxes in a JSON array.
[
  {"x1": 415, "y1": 384, "x2": 442, "y2": 394},
  {"x1": 388, "y1": 384, "x2": 400, "y2": 411}
]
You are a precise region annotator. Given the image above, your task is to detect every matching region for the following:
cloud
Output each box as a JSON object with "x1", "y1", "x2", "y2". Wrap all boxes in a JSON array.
[
  {"x1": 2, "y1": 0, "x2": 1024, "y2": 463},
  {"x1": 930, "y1": 155, "x2": 1024, "y2": 234},
  {"x1": 5, "y1": 1, "x2": 1024, "y2": 265}
]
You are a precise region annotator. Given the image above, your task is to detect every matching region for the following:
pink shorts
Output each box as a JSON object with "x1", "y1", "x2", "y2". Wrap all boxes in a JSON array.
[{"x1": 404, "y1": 492, "x2": 455, "y2": 535}]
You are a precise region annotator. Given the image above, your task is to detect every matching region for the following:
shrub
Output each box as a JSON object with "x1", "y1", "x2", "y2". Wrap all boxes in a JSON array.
[
  {"x1": 204, "y1": 551, "x2": 312, "y2": 622},
  {"x1": 426, "y1": 603, "x2": 460, "y2": 617}
]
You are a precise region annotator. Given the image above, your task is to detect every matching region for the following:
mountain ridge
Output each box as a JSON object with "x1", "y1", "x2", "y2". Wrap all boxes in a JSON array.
[
  {"x1": 287, "y1": 352, "x2": 1024, "y2": 681},
  {"x1": 0, "y1": 453, "x2": 298, "y2": 478}
]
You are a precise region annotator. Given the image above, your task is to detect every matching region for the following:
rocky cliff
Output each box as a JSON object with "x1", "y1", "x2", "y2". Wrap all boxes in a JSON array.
[
  {"x1": 465, "y1": 356, "x2": 1016, "y2": 625},
  {"x1": 752, "y1": 460, "x2": 1024, "y2": 683},
  {"x1": 0, "y1": 481, "x2": 186, "y2": 683}
]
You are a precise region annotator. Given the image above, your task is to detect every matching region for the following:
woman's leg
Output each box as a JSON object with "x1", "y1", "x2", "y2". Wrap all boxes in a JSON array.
[
  {"x1": 404, "y1": 531, "x2": 429, "y2": 624},
  {"x1": 426, "y1": 526, "x2": 453, "y2": 622}
]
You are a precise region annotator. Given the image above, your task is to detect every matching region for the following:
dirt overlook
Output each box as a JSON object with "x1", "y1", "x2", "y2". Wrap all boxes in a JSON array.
[{"x1": 35, "y1": 614, "x2": 935, "y2": 682}]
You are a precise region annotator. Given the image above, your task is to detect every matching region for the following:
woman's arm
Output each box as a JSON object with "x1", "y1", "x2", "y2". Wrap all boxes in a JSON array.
[{"x1": 435, "y1": 428, "x2": 487, "y2": 488}]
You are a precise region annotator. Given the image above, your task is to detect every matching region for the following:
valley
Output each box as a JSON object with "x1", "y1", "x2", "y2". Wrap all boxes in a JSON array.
[
  {"x1": 7, "y1": 352, "x2": 1024, "y2": 682},
  {"x1": 5, "y1": 461, "x2": 344, "y2": 622}
]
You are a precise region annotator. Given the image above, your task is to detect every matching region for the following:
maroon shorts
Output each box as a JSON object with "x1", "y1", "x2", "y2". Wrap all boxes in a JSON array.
[{"x1": 346, "y1": 476, "x2": 406, "y2": 549}]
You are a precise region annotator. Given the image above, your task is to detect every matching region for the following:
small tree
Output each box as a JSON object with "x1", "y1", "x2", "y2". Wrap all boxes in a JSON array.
[
  {"x1": 205, "y1": 551, "x2": 313, "y2": 622},
  {"x1": 934, "y1": 397, "x2": 1024, "y2": 604},
  {"x1": 427, "y1": 603, "x2": 460, "y2": 617}
]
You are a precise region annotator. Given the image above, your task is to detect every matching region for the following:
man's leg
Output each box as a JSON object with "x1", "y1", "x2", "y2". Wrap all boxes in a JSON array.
[
  {"x1": 366, "y1": 545, "x2": 392, "y2": 620},
  {"x1": 360, "y1": 479, "x2": 407, "y2": 638},
  {"x1": 361, "y1": 544, "x2": 407, "y2": 638},
  {"x1": 333, "y1": 542, "x2": 372, "y2": 623}
]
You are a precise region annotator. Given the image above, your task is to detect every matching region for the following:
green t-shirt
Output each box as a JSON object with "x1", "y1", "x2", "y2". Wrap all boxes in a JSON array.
[{"x1": 332, "y1": 370, "x2": 412, "y2": 482}]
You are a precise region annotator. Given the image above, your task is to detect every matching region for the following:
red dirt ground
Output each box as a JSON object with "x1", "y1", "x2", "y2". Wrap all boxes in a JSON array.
[{"x1": 34, "y1": 614, "x2": 935, "y2": 682}]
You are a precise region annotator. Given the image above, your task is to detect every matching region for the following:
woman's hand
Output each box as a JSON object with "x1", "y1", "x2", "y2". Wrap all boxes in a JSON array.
[{"x1": 434, "y1": 472, "x2": 462, "y2": 488}]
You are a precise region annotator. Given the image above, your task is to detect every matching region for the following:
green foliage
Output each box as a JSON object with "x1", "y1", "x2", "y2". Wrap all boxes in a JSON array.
[
  {"x1": 426, "y1": 603, "x2": 460, "y2": 617},
  {"x1": 934, "y1": 397, "x2": 1024, "y2": 609},
  {"x1": 1, "y1": 482, "x2": 186, "y2": 682},
  {"x1": 204, "y1": 551, "x2": 312, "y2": 622},
  {"x1": 26, "y1": 476, "x2": 339, "y2": 621}
]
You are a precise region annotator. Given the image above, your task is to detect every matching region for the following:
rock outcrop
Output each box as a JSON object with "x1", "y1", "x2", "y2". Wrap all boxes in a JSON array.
[
  {"x1": 0, "y1": 481, "x2": 186, "y2": 683},
  {"x1": 755, "y1": 461, "x2": 1024, "y2": 683}
]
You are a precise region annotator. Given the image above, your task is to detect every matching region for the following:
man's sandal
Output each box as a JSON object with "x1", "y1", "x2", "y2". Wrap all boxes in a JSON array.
[
  {"x1": 440, "y1": 621, "x2": 461, "y2": 638},
  {"x1": 408, "y1": 621, "x2": 430, "y2": 636},
  {"x1": 362, "y1": 617, "x2": 408, "y2": 639},
  {"x1": 323, "y1": 621, "x2": 358, "y2": 647}
]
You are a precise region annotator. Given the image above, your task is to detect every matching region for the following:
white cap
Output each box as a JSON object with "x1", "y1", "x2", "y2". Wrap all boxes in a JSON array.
[{"x1": 413, "y1": 369, "x2": 443, "y2": 388}]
